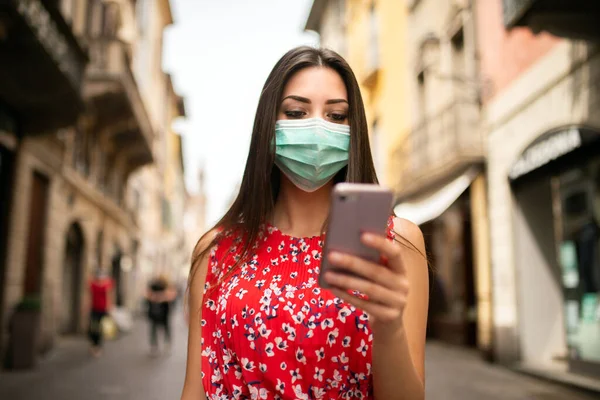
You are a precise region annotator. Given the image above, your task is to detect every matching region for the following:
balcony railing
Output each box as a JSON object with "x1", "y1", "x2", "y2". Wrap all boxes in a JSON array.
[
  {"x1": 0, "y1": 0, "x2": 88, "y2": 133},
  {"x1": 85, "y1": 38, "x2": 153, "y2": 172},
  {"x1": 393, "y1": 101, "x2": 483, "y2": 195}
]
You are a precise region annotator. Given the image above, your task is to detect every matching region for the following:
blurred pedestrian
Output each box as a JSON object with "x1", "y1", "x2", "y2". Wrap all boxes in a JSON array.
[
  {"x1": 146, "y1": 274, "x2": 177, "y2": 356},
  {"x1": 181, "y1": 47, "x2": 429, "y2": 400},
  {"x1": 88, "y1": 268, "x2": 113, "y2": 357}
]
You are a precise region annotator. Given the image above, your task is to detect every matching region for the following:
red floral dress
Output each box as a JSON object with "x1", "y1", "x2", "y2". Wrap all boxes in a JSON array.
[{"x1": 201, "y1": 218, "x2": 394, "y2": 400}]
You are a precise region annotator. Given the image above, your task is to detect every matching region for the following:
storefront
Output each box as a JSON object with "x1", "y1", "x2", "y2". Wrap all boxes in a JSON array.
[
  {"x1": 509, "y1": 125, "x2": 600, "y2": 379},
  {"x1": 394, "y1": 167, "x2": 493, "y2": 353}
]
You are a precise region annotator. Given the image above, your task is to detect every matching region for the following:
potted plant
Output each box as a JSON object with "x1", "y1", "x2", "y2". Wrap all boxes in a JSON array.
[{"x1": 5, "y1": 296, "x2": 42, "y2": 370}]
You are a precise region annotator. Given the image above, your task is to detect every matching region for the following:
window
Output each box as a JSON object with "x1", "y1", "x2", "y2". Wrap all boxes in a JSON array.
[
  {"x1": 367, "y1": 2, "x2": 380, "y2": 72},
  {"x1": 451, "y1": 26, "x2": 466, "y2": 92}
]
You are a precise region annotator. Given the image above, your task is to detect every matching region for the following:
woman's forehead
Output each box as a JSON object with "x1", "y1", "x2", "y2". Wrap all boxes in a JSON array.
[{"x1": 282, "y1": 67, "x2": 347, "y2": 100}]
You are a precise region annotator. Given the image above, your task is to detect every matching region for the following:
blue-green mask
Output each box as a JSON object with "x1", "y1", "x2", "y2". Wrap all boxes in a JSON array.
[{"x1": 274, "y1": 118, "x2": 350, "y2": 192}]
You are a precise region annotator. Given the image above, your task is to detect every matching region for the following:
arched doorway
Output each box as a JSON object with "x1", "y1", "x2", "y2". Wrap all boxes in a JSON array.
[{"x1": 62, "y1": 222, "x2": 85, "y2": 334}]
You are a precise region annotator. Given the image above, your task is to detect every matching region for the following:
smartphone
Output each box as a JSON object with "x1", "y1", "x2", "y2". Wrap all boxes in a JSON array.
[{"x1": 319, "y1": 183, "x2": 394, "y2": 289}]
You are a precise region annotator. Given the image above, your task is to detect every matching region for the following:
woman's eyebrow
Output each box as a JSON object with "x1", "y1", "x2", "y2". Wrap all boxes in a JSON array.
[
  {"x1": 282, "y1": 95, "x2": 311, "y2": 104},
  {"x1": 325, "y1": 99, "x2": 348, "y2": 105}
]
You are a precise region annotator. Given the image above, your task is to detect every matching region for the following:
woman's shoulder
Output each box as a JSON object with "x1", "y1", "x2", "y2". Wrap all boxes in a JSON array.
[{"x1": 391, "y1": 216, "x2": 425, "y2": 253}]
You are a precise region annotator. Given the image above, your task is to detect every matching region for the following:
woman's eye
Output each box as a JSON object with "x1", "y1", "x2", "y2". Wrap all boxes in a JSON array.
[
  {"x1": 284, "y1": 110, "x2": 306, "y2": 119},
  {"x1": 329, "y1": 113, "x2": 347, "y2": 122}
]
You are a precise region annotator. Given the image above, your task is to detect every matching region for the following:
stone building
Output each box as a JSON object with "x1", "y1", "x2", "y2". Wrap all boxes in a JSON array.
[
  {"x1": 480, "y1": 0, "x2": 600, "y2": 389},
  {"x1": 0, "y1": 0, "x2": 185, "y2": 359}
]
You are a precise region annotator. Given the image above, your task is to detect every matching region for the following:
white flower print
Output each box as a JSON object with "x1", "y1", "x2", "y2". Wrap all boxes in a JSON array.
[
  {"x1": 342, "y1": 336, "x2": 351, "y2": 348},
  {"x1": 283, "y1": 301, "x2": 296, "y2": 314},
  {"x1": 241, "y1": 357, "x2": 255, "y2": 371},
  {"x1": 232, "y1": 385, "x2": 243, "y2": 399},
  {"x1": 338, "y1": 306, "x2": 351, "y2": 323},
  {"x1": 301, "y1": 302, "x2": 311, "y2": 314},
  {"x1": 276, "y1": 379, "x2": 285, "y2": 393},
  {"x1": 284, "y1": 285, "x2": 297, "y2": 299},
  {"x1": 290, "y1": 368, "x2": 303, "y2": 383},
  {"x1": 292, "y1": 311, "x2": 305, "y2": 324},
  {"x1": 275, "y1": 337, "x2": 288, "y2": 351},
  {"x1": 293, "y1": 385, "x2": 309, "y2": 400},
  {"x1": 258, "y1": 324, "x2": 271, "y2": 338},
  {"x1": 255, "y1": 279, "x2": 266, "y2": 289},
  {"x1": 282, "y1": 323, "x2": 296, "y2": 341},
  {"x1": 300, "y1": 242, "x2": 310, "y2": 252},
  {"x1": 249, "y1": 386, "x2": 269, "y2": 399},
  {"x1": 295, "y1": 348, "x2": 307, "y2": 365},
  {"x1": 200, "y1": 222, "x2": 388, "y2": 400},
  {"x1": 320, "y1": 318, "x2": 334, "y2": 330},
  {"x1": 211, "y1": 367, "x2": 222, "y2": 383},
  {"x1": 315, "y1": 347, "x2": 325, "y2": 362},
  {"x1": 265, "y1": 342, "x2": 275, "y2": 357},
  {"x1": 357, "y1": 339, "x2": 369, "y2": 356},
  {"x1": 340, "y1": 352, "x2": 349, "y2": 363},
  {"x1": 314, "y1": 367, "x2": 325, "y2": 382},
  {"x1": 327, "y1": 328, "x2": 339, "y2": 346},
  {"x1": 312, "y1": 386, "x2": 326, "y2": 399}
]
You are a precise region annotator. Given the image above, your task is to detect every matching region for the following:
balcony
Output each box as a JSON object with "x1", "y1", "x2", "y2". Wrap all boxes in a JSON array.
[
  {"x1": 0, "y1": 0, "x2": 88, "y2": 134},
  {"x1": 84, "y1": 38, "x2": 153, "y2": 176},
  {"x1": 393, "y1": 101, "x2": 483, "y2": 197},
  {"x1": 503, "y1": 0, "x2": 600, "y2": 41}
]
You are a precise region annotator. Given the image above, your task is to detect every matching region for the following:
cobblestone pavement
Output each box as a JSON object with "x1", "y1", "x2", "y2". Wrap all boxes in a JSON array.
[{"x1": 0, "y1": 312, "x2": 597, "y2": 399}]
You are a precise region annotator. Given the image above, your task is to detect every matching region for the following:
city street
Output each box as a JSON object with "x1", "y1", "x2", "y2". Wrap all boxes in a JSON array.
[{"x1": 0, "y1": 311, "x2": 596, "y2": 400}]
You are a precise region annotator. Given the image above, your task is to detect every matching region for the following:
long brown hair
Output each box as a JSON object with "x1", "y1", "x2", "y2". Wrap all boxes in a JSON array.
[{"x1": 190, "y1": 46, "x2": 379, "y2": 286}]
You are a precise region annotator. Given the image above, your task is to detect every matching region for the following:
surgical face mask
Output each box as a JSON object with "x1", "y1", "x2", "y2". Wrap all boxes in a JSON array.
[{"x1": 274, "y1": 118, "x2": 350, "y2": 192}]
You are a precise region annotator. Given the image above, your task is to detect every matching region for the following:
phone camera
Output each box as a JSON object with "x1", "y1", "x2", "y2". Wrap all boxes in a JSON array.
[{"x1": 339, "y1": 195, "x2": 347, "y2": 202}]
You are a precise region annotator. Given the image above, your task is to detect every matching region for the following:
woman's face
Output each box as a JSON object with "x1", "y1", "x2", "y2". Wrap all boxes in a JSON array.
[{"x1": 278, "y1": 66, "x2": 349, "y2": 125}]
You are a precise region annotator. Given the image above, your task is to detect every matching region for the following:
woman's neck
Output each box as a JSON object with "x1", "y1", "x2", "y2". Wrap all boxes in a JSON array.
[{"x1": 271, "y1": 178, "x2": 333, "y2": 238}]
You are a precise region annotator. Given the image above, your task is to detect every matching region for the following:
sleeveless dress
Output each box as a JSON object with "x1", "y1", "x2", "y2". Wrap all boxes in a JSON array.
[{"x1": 201, "y1": 217, "x2": 395, "y2": 400}]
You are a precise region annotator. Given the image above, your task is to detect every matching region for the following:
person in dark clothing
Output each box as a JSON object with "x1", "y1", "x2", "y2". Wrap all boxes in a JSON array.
[{"x1": 146, "y1": 275, "x2": 177, "y2": 356}]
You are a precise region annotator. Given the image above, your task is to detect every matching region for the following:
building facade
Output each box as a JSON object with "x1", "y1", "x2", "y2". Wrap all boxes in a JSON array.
[
  {"x1": 392, "y1": 0, "x2": 492, "y2": 356},
  {"x1": 305, "y1": 0, "x2": 492, "y2": 355},
  {"x1": 481, "y1": 0, "x2": 600, "y2": 387},
  {"x1": 0, "y1": 0, "x2": 184, "y2": 360}
]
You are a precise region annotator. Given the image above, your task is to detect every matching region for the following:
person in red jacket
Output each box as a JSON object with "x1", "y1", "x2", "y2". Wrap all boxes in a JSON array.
[{"x1": 88, "y1": 269, "x2": 113, "y2": 357}]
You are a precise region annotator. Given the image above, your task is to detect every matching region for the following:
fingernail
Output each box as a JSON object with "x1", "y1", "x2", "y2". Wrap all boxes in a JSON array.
[
  {"x1": 362, "y1": 233, "x2": 375, "y2": 242},
  {"x1": 329, "y1": 252, "x2": 342, "y2": 262}
]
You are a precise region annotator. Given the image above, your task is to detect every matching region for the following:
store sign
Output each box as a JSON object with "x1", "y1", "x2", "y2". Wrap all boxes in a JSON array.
[
  {"x1": 509, "y1": 128, "x2": 582, "y2": 180},
  {"x1": 15, "y1": 0, "x2": 82, "y2": 89}
]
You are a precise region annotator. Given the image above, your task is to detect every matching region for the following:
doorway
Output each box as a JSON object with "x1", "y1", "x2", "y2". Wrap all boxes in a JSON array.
[
  {"x1": 62, "y1": 222, "x2": 85, "y2": 334},
  {"x1": 23, "y1": 171, "x2": 50, "y2": 296}
]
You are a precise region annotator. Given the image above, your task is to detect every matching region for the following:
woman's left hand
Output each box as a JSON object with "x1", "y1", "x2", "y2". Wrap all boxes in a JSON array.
[{"x1": 323, "y1": 232, "x2": 409, "y2": 333}]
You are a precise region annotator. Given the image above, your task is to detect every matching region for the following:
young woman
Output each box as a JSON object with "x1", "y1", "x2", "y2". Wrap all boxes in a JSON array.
[{"x1": 181, "y1": 47, "x2": 429, "y2": 400}]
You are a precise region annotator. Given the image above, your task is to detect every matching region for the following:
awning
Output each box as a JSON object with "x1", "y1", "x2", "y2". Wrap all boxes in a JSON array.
[{"x1": 394, "y1": 167, "x2": 480, "y2": 226}]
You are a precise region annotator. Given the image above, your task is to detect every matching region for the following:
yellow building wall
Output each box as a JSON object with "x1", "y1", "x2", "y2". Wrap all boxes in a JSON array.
[{"x1": 345, "y1": 0, "x2": 410, "y2": 190}]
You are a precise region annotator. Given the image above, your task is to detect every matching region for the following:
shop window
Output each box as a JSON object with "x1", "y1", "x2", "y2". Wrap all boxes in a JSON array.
[{"x1": 556, "y1": 159, "x2": 600, "y2": 366}]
